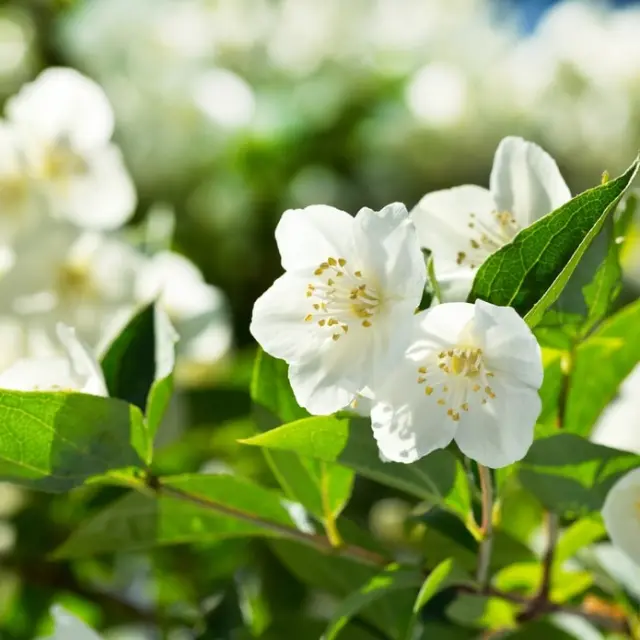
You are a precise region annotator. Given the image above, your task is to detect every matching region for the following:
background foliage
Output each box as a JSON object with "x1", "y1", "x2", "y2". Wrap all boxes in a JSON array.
[{"x1": 0, "y1": 1, "x2": 640, "y2": 639}]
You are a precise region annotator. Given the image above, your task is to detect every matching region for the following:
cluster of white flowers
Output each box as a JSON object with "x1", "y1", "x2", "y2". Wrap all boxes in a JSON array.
[
  {"x1": 57, "y1": 0, "x2": 640, "y2": 190},
  {"x1": 0, "y1": 67, "x2": 232, "y2": 394},
  {"x1": 252, "y1": 136, "x2": 553, "y2": 469},
  {"x1": 251, "y1": 135, "x2": 640, "y2": 569}
]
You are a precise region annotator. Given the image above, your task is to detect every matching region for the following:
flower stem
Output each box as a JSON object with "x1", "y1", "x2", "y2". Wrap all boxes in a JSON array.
[
  {"x1": 476, "y1": 464, "x2": 494, "y2": 588},
  {"x1": 148, "y1": 476, "x2": 381, "y2": 566},
  {"x1": 320, "y1": 461, "x2": 344, "y2": 547},
  {"x1": 539, "y1": 512, "x2": 559, "y2": 600}
]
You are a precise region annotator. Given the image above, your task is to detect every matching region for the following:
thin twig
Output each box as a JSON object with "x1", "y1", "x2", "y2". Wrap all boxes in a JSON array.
[
  {"x1": 538, "y1": 512, "x2": 559, "y2": 601},
  {"x1": 476, "y1": 464, "x2": 494, "y2": 588},
  {"x1": 153, "y1": 479, "x2": 387, "y2": 568}
]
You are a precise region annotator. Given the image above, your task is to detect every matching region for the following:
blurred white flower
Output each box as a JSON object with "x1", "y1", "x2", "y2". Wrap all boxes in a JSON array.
[
  {"x1": 0, "y1": 323, "x2": 107, "y2": 396},
  {"x1": 411, "y1": 136, "x2": 571, "y2": 300},
  {"x1": 0, "y1": 120, "x2": 38, "y2": 246},
  {"x1": 371, "y1": 300, "x2": 542, "y2": 468},
  {"x1": 39, "y1": 605, "x2": 102, "y2": 640},
  {"x1": 0, "y1": 222, "x2": 142, "y2": 350},
  {"x1": 590, "y1": 365, "x2": 640, "y2": 455},
  {"x1": 6, "y1": 67, "x2": 136, "y2": 230},
  {"x1": 136, "y1": 251, "x2": 232, "y2": 371},
  {"x1": 405, "y1": 62, "x2": 468, "y2": 127},
  {"x1": 191, "y1": 68, "x2": 255, "y2": 129},
  {"x1": 602, "y1": 466, "x2": 640, "y2": 567},
  {"x1": 251, "y1": 203, "x2": 426, "y2": 415}
]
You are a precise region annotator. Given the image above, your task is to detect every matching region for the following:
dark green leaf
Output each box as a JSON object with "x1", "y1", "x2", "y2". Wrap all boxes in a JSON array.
[
  {"x1": 321, "y1": 563, "x2": 423, "y2": 640},
  {"x1": 54, "y1": 473, "x2": 295, "y2": 557},
  {"x1": 100, "y1": 303, "x2": 176, "y2": 458},
  {"x1": 0, "y1": 391, "x2": 144, "y2": 492},
  {"x1": 271, "y1": 537, "x2": 411, "y2": 639},
  {"x1": 468, "y1": 159, "x2": 639, "y2": 327},
  {"x1": 565, "y1": 297, "x2": 640, "y2": 436},
  {"x1": 242, "y1": 415, "x2": 458, "y2": 502},
  {"x1": 413, "y1": 559, "x2": 469, "y2": 614},
  {"x1": 518, "y1": 434, "x2": 639, "y2": 516},
  {"x1": 251, "y1": 350, "x2": 354, "y2": 521}
]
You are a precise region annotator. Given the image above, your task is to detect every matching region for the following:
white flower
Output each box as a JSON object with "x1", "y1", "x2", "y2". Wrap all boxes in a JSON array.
[
  {"x1": 0, "y1": 323, "x2": 107, "y2": 395},
  {"x1": 6, "y1": 67, "x2": 136, "y2": 230},
  {"x1": 602, "y1": 466, "x2": 640, "y2": 567},
  {"x1": 250, "y1": 203, "x2": 426, "y2": 415},
  {"x1": 370, "y1": 299, "x2": 543, "y2": 468},
  {"x1": 590, "y1": 365, "x2": 640, "y2": 455},
  {"x1": 39, "y1": 605, "x2": 102, "y2": 640},
  {"x1": 136, "y1": 250, "x2": 233, "y2": 370},
  {"x1": 411, "y1": 136, "x2": 571, "y2": 300},
  {"x1": 0, "y1": 121, "x2": 40, "y2": 246},
  {"x1": 0, "y1": 222, "x2": 142, "y2": 349}
]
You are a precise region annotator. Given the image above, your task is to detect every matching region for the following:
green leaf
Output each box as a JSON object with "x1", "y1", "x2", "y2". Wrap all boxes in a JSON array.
[
  {"x1": 518, "y1": 434, "x2": 639, "y2": 516},
  {"x1": 413, "y1": 559, "x2": 469, "y2": 614},
  {"x1": 270, "y1": 534, "x2": 410, "y2": 639},
  {"x1": 0, "y1": 391, "x2": 144, "y2": 492},
  {"x1": 468, "y1": 159, "x2": 639, "y2": 327},
  {"x1": 241, "y1": 415, "x2": 458, "y2": 502},
  {"x1": 565, "y1": 298, "x2": 640, "y2": 436},
  {"x1": 54, "y1": 473, "x2": 295, "y2": 557},
  {"x1": 554, "y1": 516, "x2": 606, "y2": 565},
  {"x1": 493, "y1": 562, "x2": 593, "y2": 602},
  {"x1": 582, "y1": 193, "x2": 639, "y2": 332},
  {"x1": 100, "y1": 303, "x2": 177, "y2": 457},
  {"x1": 321, "y1": 563, "x2": 423, "y2": 640},
  {"x1": 251, "y1": 350, "x2": 354, "y2": 522}
]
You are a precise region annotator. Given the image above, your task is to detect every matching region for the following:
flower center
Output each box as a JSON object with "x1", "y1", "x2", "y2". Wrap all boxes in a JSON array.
[
  {"x1": 456, "y1": 211, "x2": 520, "y2": 270},
  {"x1": 304, "y1": 256, "x2": 380, "y2": 342},
  {"x1": 416, "y1": 346, "x2": 496, "y2": 421},
  {"x1": 0, "y1": 176, "x2": 28, "y2": 212},
  {"x1": 42, "y1": 141, "x2": 89, "y2": 190},
  {"x1": 57, "y1": 260, "x2": 94, "y2": 300}
]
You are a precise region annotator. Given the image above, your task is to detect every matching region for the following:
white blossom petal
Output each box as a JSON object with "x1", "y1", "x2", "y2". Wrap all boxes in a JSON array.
[
  {"x1": 354, "y1": 202, "x2": 425, "y2": 303},
  {"x1": 0, "y1": 121, "x2": 39, "y2": 243},
  {"x1": 289, "y1": 354, "x2": 358, "y2": 415},
  {"x1": 489, "y1": 136, "x2": 571, "y2": 227},
  {"x1": 602, "y1": 467, "x2": 640, "y2": 566},
  {"x1": 7, "y1": 67, "x2": 114, "y2": 151},
  {"x1": 250, "y1": 272, "x2": 327, "y2": 363},
  {"x1": 0, "y1": 323, "x2": 107, "y2": 395},
  {"x1": 473, "y1": 299, "x2": 543, "y2": 389},
  {"x1": 410, "y1": 186, "x2": 498, "y2": 300},
  {"x1": 453, "y1": 376, "x2": 540, "y2": 468},
  {"x1": 47, "y1": 145, "x2": 136, "y2": 230},
  {"x1": 368, "y1": 301, "x2": 542, "y2": 468},
  {"x1": 591, "y1": 366, "x2": 640, "y2": 455},
  {"x1": 275, "y1": 205, "x2": 355, "y2": 273},
  {"x1": 371, "y1": 371, "x2": 457, "y2": 464}
]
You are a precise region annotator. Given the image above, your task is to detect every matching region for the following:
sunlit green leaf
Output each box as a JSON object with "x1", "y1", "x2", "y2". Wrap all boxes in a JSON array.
[
  {"x1": 0, "y1": 391, "x2": 144, "y2": 492},
  {"x1": 518, "y1": 434, "x2": 639, "y2": 516},
  {"x1": 251, "y1": 350, "x2": 354, "y2": 521},
  {"x1": 242, "y1": 414, "x2": 458, "y2": 502},
  {"x1": 468, "y1": 159, "x2": 639, "y2": 327},
  {"x1": 565, "y1": 298, "x2": 640, "y2": 436},
  {"x1": 54, "y1": 474, "x2": 295, "y2": 557}
]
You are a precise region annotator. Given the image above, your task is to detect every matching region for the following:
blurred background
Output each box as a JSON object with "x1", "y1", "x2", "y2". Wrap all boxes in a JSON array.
[{"x1": 1, "y1": 0, "x2": 640, "y2": 638}]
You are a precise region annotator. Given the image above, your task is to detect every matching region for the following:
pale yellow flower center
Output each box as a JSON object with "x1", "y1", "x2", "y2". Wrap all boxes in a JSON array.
[
  {"x1": 456, "y1": 210, "x2": 519, "y2": 270},
  {"x1": 416, "y1": 346, "x2": 496, "y2": 422},
  {"x1": 304, "y1": 256, "x2": 380, "y2": 342},
  {"x1": 57, "y1": 260, "x2": 95, "y2": 300},
  {"x1": 0, "y1": 175, "x2": 28, "y2": 212}
]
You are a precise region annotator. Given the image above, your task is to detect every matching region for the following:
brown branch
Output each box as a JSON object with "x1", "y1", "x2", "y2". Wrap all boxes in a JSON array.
[{"x1": 154, "y1": 480, "x2": 388, "y2": 568}]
